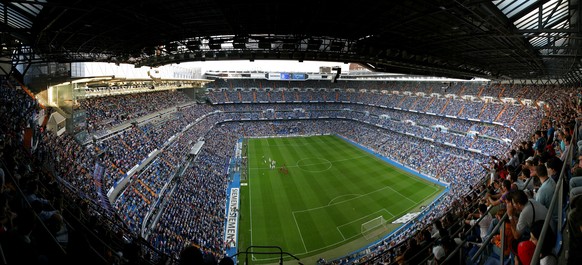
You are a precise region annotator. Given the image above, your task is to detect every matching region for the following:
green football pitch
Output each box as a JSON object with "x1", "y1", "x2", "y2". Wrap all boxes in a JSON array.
[{"x1": 238, "y1": 135, "x2": 444, "y2": 263}]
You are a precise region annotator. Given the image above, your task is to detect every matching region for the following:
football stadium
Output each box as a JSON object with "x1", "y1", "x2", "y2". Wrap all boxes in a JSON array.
[{"x1": 1, "y1": 1, "x2": 582, "y2": 265}]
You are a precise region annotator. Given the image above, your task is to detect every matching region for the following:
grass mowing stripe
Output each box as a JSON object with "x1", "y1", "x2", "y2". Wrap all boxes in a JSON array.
[
  {"x1": 290, "y1": 138, "x2": 340, "y2": 248},
  {"x1": 270, "y1": 138, "x2": 314, "y2": 253}
]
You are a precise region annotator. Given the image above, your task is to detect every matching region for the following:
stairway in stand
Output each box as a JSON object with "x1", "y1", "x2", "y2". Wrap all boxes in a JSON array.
[{"x1": 92, "y1": 163, "x2": 115, "y2": 215}]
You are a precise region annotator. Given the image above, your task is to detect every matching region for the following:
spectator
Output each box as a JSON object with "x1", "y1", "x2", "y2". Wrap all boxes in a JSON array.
[
  {"x1": 560, "y1": 134, "x2": 571, "y2": 162},
  {"x1": 535, "y1": 165, "x2": 556, "y2": 210},
  {"x1": 507, "y1": 190, "x2": 548, "y2": 242},
  {"x1": 533, "y1": 131, "x2": 547, "y2": 153},
  {"x1": 505, "y1": 149, "x2": 520, "y2": 173},
  {"x1": 179, "y1": 245, "x2": 204, "y2": 265},
  {"x1": 516, "y1": 220, "x2": 557, "y2": 265},
  {"x1": 516, "y1": 168, "x2": 535, "y2": 195},
  {"x1": 464, "y1": 203, "x2": 493, "y2": 243},
  {"x1": 487, "y1": 179, "x2": 511, "y2": 209},
  {"x1": 219, "y1": 256, "x2": 234, "y2": 265},
  {"x1": 535, "y1": 164, "x2": 558, "y2": 232},
  {"x1": 545, "y1": 157, "x2": 562, "y2": 183}
]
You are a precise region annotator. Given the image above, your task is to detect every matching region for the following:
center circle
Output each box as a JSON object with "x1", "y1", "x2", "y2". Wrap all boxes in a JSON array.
[{"x1": 296, "y1": 158, "x2": 332, "y2": 172}]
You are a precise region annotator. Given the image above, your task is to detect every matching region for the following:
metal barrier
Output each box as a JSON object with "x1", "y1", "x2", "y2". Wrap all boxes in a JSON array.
[
  {"x1": 470, "y1": 212, "x2": 509, "y2": 264},
  {"x1": 0, "y1": 243, "x2": 5, "y2": 265},
  {"x1": 443, "y1": 191, "x2": 493, "y2": 264},
  {"x1": 531, "y1": 120, "x2": 577, "y2": 265},
  {"x1": 467, "y1": 123, "x2": 573, "y2": 265},
  {"x1": 233, "y1": 246, "x2": 303, "y2": 265},
  {"x1": 467, "y1": 170, "x2": 535, "y2": 264}
]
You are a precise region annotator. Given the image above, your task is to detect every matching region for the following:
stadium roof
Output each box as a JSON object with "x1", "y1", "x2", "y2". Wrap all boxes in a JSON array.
[{"x1": 1, "y1": 0, "x2": 582, "y2": 83}]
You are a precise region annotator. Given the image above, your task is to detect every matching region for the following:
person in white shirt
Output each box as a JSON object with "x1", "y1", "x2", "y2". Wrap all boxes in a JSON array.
[{"x1": 464, "y1": 203, "x2": 493, "y2": 242}]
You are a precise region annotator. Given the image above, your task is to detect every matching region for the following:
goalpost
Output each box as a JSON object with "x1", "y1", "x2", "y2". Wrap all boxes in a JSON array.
[{"x1": 361, "y1": 216, "x2": 388, "y2": 240}]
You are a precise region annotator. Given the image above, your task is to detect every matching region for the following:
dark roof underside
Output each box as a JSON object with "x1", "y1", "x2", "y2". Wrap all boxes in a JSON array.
[{"x1": 1, "y1": 0, "x2": 582, "y2": 83}]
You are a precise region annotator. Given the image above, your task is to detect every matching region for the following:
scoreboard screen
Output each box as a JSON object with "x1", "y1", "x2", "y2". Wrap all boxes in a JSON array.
[
  {"x1": 292, "y1": 73, "x2": 306, "y2": 80},
  {"x1": 280, "y1": 73, "x2": 306, "y2": 80},
  {"x1": 268, "y1": 72, "x2": 308, "y2": 81}
]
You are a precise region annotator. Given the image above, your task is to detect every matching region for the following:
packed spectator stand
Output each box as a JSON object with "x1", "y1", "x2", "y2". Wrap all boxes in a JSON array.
[{"x1": 2, "y1": 76, "x2": 581, "y2": 265}]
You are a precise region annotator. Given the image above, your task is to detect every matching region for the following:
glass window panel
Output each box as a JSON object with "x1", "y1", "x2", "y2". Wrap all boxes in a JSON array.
[
  {"x1": 12, "y1": 3, "x2": 37, "y2": 16},
  {"x1": 505, "y1": 1, "x2": 539, "y2": 18},
  {"x1": 515, "y1": 13, "x2": 538, "y2": 29},
  {"x1": 514, "y1": 7, "x2": 539, "y2": 27}
]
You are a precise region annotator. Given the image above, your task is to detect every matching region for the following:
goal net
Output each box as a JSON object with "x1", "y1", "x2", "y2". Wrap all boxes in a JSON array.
[{"x1": 361, "y1": 216, "x2": 388, "y2": 240}]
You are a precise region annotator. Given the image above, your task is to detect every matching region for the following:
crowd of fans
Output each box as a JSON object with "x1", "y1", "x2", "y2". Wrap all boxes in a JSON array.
[
  {"x1": 115, "y1": 159, "x2": 174, "y2": 232},
  {"x1": 4, "y1": 77, "x2": 582, "y2": 265},
  {"x1": 206, "y1": 80, "x2": 554, "y2": 122},
  {"x1": 89, "y1": 81, "x2": 572, "y2": 263},
  {"x1": 336, "y1": 93, "x2": 580, "y2": 264},
  {"x1": 1, "y1": 78, "x2": 159, "y2": 264},
  {"x1": 119, "y1": 115, "x2": 491, "y2": 261},
  {"x1": 79, "y1": 90, "x2": 192, "y2": 132},
  {"x1": 149, "y1": 126, "x2": 237, "y2": 258},
  {"x1": 214, "y1": 102, "x2": 530, "y2": 142},
  {"x1": 208, "y1": 88, "x2": 542, "y2": 134}
]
